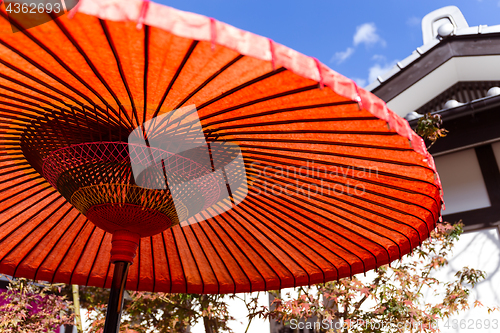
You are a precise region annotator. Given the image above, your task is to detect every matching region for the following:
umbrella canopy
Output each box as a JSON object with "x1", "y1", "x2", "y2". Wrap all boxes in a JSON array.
[{"x1": 0, "y1": 0, "x2": 443, "y2": 295}]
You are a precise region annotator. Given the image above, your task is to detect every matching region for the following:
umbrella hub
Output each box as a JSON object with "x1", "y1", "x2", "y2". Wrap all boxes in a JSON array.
[
  {"x1": 110, "y1": 230, "x2": 141, "y2": 264},
  {"x1": 86, "y1": 203, "x2": 174, "y2": 238},
  {"x1": 40, "y1": 141, "x2": 214, "y2": 237}
]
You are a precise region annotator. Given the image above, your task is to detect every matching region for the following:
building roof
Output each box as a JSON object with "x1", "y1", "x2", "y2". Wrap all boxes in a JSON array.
[{"x1": 367, "y1": 6, "x2": 500, "y2": 117}]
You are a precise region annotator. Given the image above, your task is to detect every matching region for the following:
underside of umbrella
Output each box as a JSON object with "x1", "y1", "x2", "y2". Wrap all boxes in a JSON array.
[{"x1": 0, "y1": 0, "x2": 442, "y2": 300}]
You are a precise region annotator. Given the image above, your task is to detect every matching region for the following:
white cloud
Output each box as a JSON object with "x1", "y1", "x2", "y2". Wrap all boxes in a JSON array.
[
  {"x1": 406, "y1": 16, "x2": 420, "y2": 27},
  {"x1": 371, "y1": 54, "x2": 386, "y2": 62},
  {"x1": 368, "y1": 61, "x2": 398, "y2": 83},
  {"x1": 353, "y1": 23, "x2": 386, "y2": 47},
  {"x1": 331, "y1": 47, "x2": 355, "y2": 64},
  {"x1": 352, "y1": 77, "x2": 367, "y2": 88}
]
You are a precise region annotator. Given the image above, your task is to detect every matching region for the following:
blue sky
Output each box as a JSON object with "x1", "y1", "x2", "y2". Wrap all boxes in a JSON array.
[{"x1": 158, "y1": 0, "x2": 500, "y2": 87}]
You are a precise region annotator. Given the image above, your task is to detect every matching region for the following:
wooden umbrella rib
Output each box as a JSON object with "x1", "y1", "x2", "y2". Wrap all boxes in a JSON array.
[
  {"x1": 143, "y1": 25, "x2": 150, "y2": 125},
  {"x1": 0, "y1": 167, "x2": 34, "y2": 178},
  {"x1": 280, "y1": 186, "x2": 408, "y2": 260},
  {"x1": 0, "y1": 84, "x2": 60, "y2": 108},
  {"x1": 225, "y1": 206, "x2": 299, "y2": 289},
  {"x1": 51, "y1": 110, "x2": 74, "y2": 147},
  {"x1": 0, "y1": 10, "x2": 119, "y2": 115},
  {"x1": 84, "y1": 105, "x2": 103, "y2": 141},
  {"x1": 241, "y1": 143, "x2": 430, "y2": 169},
  {"x1": 160, "y1": 232, "x2": 173, "y2": 292},
  {"x1": 78, "y1": 105, "x2": 94, "y2": 142},
  {"x1": 203, "y1": 212, "x2": 262, "y2": 293},
  {"x1": 170, "y1": 228, "x2": 189, "y2": 293},
  {"x1": 243, "y1": 196, "x2": 345, "y2": 279},
  {"x1": 196, "y1": 67, "x2": 286, "y2": 115},
  {"x1": 199, "y1": 82, "x2": 316, "y2": 121},
  {"x1": 151, "y1": 40, "x2": 199, "y2": 120},
  {"x1": 0, "y1": 162, "x2": 31, "y2": 173},
  {"x1": 245, "y1": 190, "x2": 369, "y2": 275},
  {"x1": 0, "y1": 30, "x2": 125, "y2": 127},
  {"x1": 52, "y1": 16, "x2": 134, "y2": 123},
  {"x1": 0, "y1": 137, "x2": 25, "y2": 143},
  {"x1": 0, "y1": 41, "x2": 109, "y2": 112},
  {"x1": 156, "y1": 102, "x2": 364, "y2": 147},
  {"x1": 77, "y1": 103, "x2": 122, "y2": 130},
  {"x1": 85, "y1": 231, "x2": 107, "y2": 287},
  {"x1": 214, "y1": 128, "x2": 399, "y2": 137},
  {"x1": 69, "y1": 106, "x2": 87, "y2": 139},
  {"x1": 0, "y1": 108, "x2": 41, "y2": 122},
  {"x1": 0, "y1": 171, "x2": 40, "y2": 187},
  {"x1": 0, "y1": 183, "x2": 54, "y2": 221},
  {"x1": 246, "y1": 155, "x2": 440, "y2": 209},
  {"x1": 174, "y1": 54, "x2": 245, "y2": 111},
  {"x1": 0, "y1": 58, "x2": 90, "y2": 107},
  {"x1": 69, "y1": 224, "x2": 97, "y2": 285},
  {"x1": 210, "y1": 119, "x2": 392, "y2": 133},
  {"x1": 179, "y1": 225, "x2": 210, "y2": 293},
  {"x1": 237, "y1": 202, "x2": 325, "y2": 285},
  {"x1": 246, "y1": 163, "x2": 435, "y2": 223},
  {"x1": 244, "y1": 155, "x2": 435, "y2": 202},
  {"x1": 0, "y1": 127, "x2": 22, "y2": 134},
  {"x1": 150, "y1": 236, "x2": 156, "y2": 292},
  {"x1": 308, "y1": 184, "x2": 421, "y2": 247},
  {"x1": 50, "y1": 216, "x2": 89, "y2": 284},
  {"x1": 187, "y1": 222, "x2": 224, "y2": 294},
  {"x1": 198, "y1": 220, "x2": 242, "y2": 293},
  {"x1": 99, "y1": 19, "x2": 139, "y2": 128},
  {"x1": 244, "y1": 149, "x2": 437, "y2": 187},
  {"x1": 0, "y1": 148, "x2": 25, "y2": 153},
  {"x1": 11, "y1": 201, "x2": 71, "y2": 278},
  {"x1": 0, "y1": 73, "x2": 68, "y2": 105},
  {"x1": 251, "y1": 175, "x2": 420, "y2": 250},
  {"x1": 202, "y1": 101, "x2": 360, "y2": 128},
  {"x1": 143, "y1": 105, "x2": 201, "y2": 144},
  {"x1": 221, "y1": 136, "x2": 412, "y2": 152},
  {"x1": 0, "y1": 192, "x2": 63, "y2": 263},
  {"x1": 136, "y1": 241, "x2": 141, "y2": 291},
  {"x1": 0, "y1": 93, "x2": 44, "y2": 109},
  {"x1": 248, "y1": 184, "x2": 394, "y2": 265},
  {"x1": 33, "y1": 210, "x2": 80, "y2": 281},
  {"x1": 0, "y1": 180, "x2": 49, "y2": 215},
  {"x1": 214, "y1": 211, "x2": 281, "y2": 291},
  {"x1": 246, "y1": 165, "x2": 433, "y2": 226}
]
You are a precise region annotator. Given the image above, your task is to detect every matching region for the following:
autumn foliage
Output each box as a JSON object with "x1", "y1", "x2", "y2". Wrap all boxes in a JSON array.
[{"x1": 255, "y1": 222, "x2": 498, "y2": 333}]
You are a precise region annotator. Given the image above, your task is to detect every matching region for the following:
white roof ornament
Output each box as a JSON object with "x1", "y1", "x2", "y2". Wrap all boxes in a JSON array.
[
  {"x1": 421, "y1": 6, "x2": 469, "y2": 45},
  {"x1": 437, "y1": 23, "x2": 454, "y2": 38},
  {"x1": 487, "y1": 87, "x2": 500, "y2": 97},
  {"x1": 444, "y1": 100, "x2": 464, "y2": 109},
  {"x1": 404, "y1": 111, "x2": 423, "y2": 121}
]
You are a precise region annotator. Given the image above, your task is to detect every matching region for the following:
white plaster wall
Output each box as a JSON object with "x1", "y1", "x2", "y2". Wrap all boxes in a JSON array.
[
  {"x1": 490, "y1": 141, "x2": 500, "y2": 170},
  {"x1": 425, "y1": 228, "x2": 500, "y2": 333},
  {"x1": 191, "y1": 291, "x2": 270, "y2": 333},
  {"x1": 434, "y1": 149, "x2": 491, "y2": 215}
]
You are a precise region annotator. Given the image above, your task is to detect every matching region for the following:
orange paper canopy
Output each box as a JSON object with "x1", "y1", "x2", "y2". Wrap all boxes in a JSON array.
[{"x1": 0, "y1": 0, "x2": 442, "y2": 294}]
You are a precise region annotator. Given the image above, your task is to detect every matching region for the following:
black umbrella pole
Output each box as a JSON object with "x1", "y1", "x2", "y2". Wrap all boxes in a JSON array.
[{"x1": 103, "y1": 261, "x2": 130, "y2": 333}]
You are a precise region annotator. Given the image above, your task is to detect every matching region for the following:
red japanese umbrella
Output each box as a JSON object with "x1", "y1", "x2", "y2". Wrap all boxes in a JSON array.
[{"x1": 0, "y1": 0, "x2": 443, "y2": 331}]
